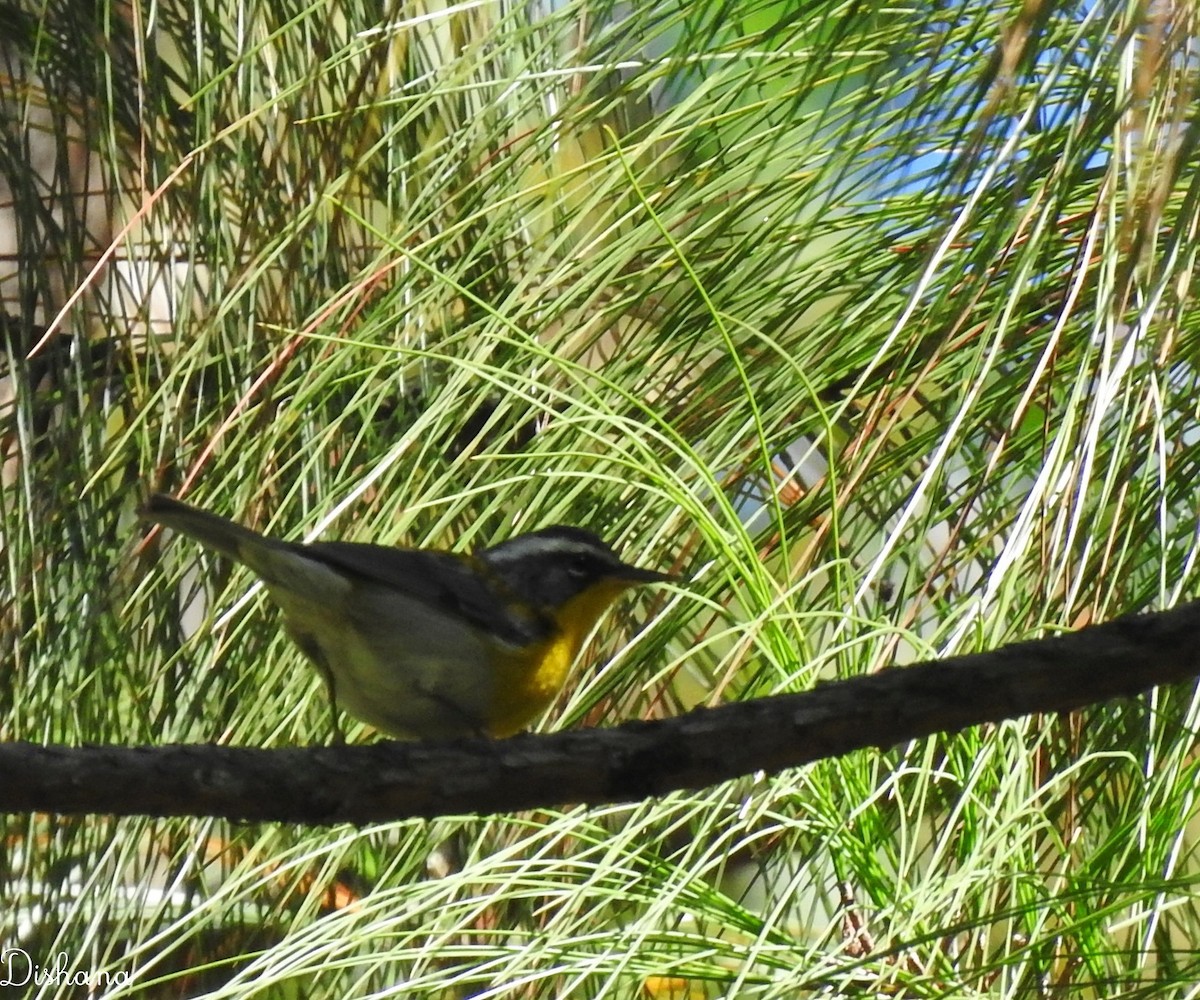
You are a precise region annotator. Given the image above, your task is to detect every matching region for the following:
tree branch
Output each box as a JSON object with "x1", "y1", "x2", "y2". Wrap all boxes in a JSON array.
[{"x1": 4, "y1": 600, "x2": 1199, "y2": 824}]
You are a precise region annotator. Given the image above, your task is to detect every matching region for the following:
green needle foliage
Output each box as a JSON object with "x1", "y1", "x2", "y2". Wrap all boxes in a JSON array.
[{"x1": 3, "y1": 0, "x2": 1200, "y2": 996}]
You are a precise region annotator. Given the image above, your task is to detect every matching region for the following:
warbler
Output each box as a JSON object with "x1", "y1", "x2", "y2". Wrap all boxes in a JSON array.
[{"x1": 139, "y1": 494, "x2": 672, "y2": 740}]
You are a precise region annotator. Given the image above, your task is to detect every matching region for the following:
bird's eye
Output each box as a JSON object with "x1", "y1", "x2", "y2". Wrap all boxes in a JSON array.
[{"x1": 566, "y1": 555, "x2": 591, "y2": 578}]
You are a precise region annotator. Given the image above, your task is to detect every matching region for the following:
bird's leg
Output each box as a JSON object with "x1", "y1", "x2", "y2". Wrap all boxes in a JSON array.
[
  {"x1": 413, "y1": 680, "x2": 487, "y2": 739},
  {"x1": 292, "y1": 632, "x2": 345, "y2": 745}
]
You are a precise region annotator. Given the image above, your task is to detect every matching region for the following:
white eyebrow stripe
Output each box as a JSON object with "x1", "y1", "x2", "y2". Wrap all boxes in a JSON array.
[{"x1": 484, "y1": 536, "x2": 614, "y2": 564}]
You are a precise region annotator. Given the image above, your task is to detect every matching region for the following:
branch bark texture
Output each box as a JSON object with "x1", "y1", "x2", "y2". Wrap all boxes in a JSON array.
[{"x1": 3, "y1": 600, "x2": 1199, "y2": 824}]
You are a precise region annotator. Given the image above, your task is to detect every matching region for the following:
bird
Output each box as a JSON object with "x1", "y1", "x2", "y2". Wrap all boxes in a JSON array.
[{"x1": 138, "y1": 494, "x2": 673, "y2": 741}]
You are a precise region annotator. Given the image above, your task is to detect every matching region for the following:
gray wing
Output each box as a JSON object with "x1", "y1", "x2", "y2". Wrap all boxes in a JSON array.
[{"x1": 300, "y1": 542, "x2": 552, "y2": 646}]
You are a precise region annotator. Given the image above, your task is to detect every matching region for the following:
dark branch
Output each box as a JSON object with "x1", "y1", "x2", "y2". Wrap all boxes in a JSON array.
[{"x1": 3, "y1": 600, "x2": 1200, "y2": 824}]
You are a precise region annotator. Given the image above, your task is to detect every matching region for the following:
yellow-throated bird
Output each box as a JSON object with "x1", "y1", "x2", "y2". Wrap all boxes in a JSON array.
[{"x1": 139, "y1": 494, "x2": 672, "y2": 740}]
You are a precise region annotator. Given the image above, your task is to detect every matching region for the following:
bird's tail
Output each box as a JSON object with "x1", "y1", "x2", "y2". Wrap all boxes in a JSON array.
[{"x1": 138, "y1": 494, "x2": 272, "y2": 564}]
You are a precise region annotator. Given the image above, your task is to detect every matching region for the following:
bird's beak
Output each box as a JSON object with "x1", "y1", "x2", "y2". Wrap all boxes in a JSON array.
[{"x1": 618, "y1": 564, "x2": 677, "y2": 585}]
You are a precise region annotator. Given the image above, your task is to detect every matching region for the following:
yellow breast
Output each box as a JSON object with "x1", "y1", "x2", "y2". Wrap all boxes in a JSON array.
[{"x1": 484, "y1": 579, "x2": 634, "y2": 737}]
